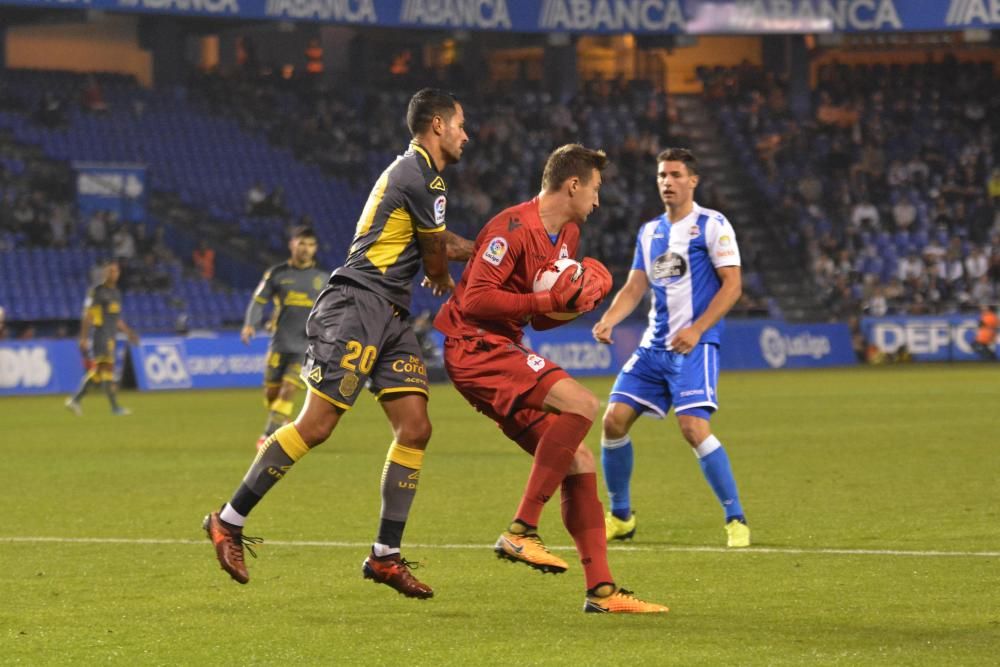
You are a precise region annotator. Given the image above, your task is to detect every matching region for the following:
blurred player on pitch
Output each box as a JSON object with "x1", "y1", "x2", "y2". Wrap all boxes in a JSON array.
[
  {"x1": 593, "y1": 148, "x2": 750, "y2": 548},
  {"x1": 241, "y1": 225, "x2": 326, "y2": 449},
  {"x1": 204, "y1": 88, "x2": 473, "y2": 598},
  {"x1": 435, "y1": 144, "x2": 668, "y2": 613},
  {"x1": 65, "y1": 259, "x2": 138, "y2": 416}
]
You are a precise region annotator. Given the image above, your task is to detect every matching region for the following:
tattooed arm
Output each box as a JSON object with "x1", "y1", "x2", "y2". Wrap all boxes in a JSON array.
[
  {"x1": 417, "y1": 230, "x2": 455, "y2": 297},
  {"x1": 444, "y1": 230, "x2": 475, "y2": 262}
]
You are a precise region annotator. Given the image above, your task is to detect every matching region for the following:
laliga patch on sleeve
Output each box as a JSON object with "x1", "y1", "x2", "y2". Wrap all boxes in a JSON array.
[
  {"x1": 482, "y1": 236, "x2": 508, "y2": 266},
  {"x1": 434, "y1": 195, "x2": 447, "y2": 226},
  {"x1": 715, "y1": 234, "x2": 736, "y2": 257}
]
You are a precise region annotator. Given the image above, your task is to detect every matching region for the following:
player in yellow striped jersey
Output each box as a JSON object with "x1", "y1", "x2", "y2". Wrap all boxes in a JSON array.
[
  {"x1": 205, "y1": 88, "x2": 474, "y2": 598},
  {"x1": 241, "y1": 226, "x2": 326, "y2": 449},
  {"x1": 65, "y1": 259, "x2": 138, "y2": 416}
]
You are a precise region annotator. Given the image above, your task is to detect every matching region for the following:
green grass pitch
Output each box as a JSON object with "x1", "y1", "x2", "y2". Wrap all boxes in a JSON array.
[{"x1": 3, "y1": 365, "x2": 999, "y2": 665}]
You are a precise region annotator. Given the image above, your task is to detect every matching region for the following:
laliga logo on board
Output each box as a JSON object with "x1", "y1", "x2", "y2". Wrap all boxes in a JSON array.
[
  {"x1": 759, "y1": 326, "x2": 832, "y2": 368},
  {"x1": 0, "y1": 347, "x2": 52, "y2": 389}
]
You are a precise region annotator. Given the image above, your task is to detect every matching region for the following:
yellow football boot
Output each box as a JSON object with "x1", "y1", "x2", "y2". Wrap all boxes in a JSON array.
[
  {"x1": 605, "y1": 511, "x2": 637, "y2": 541},
  {"x1": 725, "y1": 519, "x2": 751, "y2": 548}
]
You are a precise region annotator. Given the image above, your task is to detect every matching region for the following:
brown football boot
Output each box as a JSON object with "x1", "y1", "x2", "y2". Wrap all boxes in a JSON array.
[
  {"x1": 361, "y1": 553, "x2": 434, "y2": 599},
  {"x1": 203, "y1": 511, "x2": 261, "y2": 584}
]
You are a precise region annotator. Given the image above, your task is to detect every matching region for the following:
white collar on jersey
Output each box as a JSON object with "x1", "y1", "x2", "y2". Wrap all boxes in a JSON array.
[{"x1": 663, "y1": 201, "x2": 703, "y2": 226}]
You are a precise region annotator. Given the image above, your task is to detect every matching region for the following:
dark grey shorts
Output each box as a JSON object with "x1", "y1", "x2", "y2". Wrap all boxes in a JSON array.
[
  {"x1": 90, "y1": 332, "x2": 116, "y2": 364},
  {"x1": 300, "y1": 281, "x2": 429, "y2": 410},
  {"x1": 264, "y1": 348, "x2": 305, "y2": 388}
]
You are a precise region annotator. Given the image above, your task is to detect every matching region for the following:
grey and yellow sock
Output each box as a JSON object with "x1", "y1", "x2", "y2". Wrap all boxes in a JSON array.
[
  {"x1": 376, "y1": 442, "x2": 424, "y2": 549},
  {"x1": 262, "y1": 398, "x2": 294, "y2": 437},
  {"x1": 99, "y1": 370, "x2": 120, "y2": 410},
  {"x1": 71, "y1": 369, "x2": 98, "y2": 403},
  {"x1": 228, "y1": 423, "x2": 311, "y2": 518}
]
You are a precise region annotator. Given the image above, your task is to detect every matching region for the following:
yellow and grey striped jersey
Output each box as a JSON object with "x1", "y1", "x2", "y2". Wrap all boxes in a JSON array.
[
  {"x1": 330, "y1": 141, "x2": 447, "y2": 313},
  {"x1": 244, "y1": 261, "x2": 327, "y2": 354},
  {"x1": 82, "y1": 284, "x2": 122, "y2": 339}
]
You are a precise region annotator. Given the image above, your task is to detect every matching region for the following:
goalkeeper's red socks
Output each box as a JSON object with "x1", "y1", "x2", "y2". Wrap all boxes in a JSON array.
[
  {"x1": 561, "y1": 472, "x2": 613, "y2": 590},
  {"x1": 514, "y1": 412, "x2": 593, "y2": 527}
]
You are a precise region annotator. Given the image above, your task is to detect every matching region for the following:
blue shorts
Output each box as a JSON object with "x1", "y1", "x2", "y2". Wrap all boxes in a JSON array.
[{"x1": 609, "y1": 344, "x2": 720, "y2": 419}]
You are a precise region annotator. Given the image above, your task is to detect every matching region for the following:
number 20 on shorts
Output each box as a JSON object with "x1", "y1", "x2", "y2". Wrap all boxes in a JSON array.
[{"x1": 340, "y1": 341, "x2": 377, "y2": 374}]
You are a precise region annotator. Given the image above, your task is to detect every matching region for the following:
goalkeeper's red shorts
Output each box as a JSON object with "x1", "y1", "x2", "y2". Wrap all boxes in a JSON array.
[{"x1": 443, "y1": 334, "x2": 568, "y2": 455}]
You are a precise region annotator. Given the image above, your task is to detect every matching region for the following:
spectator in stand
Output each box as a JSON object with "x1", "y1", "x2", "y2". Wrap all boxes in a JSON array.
[
  {"x1": 923, "y1": 235, "x2": 946, "y2": 261},
  {"x1": 971, "y1": 275, "x2": 995, "y2": 306},
  {"x1": 892, "y1": 194, "x2": 917, "y2": 231},
  {"x1": 193, "y1": 240, "x2": 216, "y2": 281},
  {"x1": 797, "y1": 170, "x2": 823, "y2": 205},
  {"x1": 898, "y1": 252, "x2": 924, "y2": 284},
  {"x1": 262, "y1": 185, "x2": 287, "y2": 216},
  {"x1": 86, "y1": 211, "x2": 109, "y2": 247},
  {"x1": 863, "y1": 285, "x2": 888, "y2": 317},
  {"x1": 111, "y1": 223, "x2": 137, "y2": 261},
  {"x1": 11, "y1": 196, "x2": 34, "y2": 237},
  {"x1": 989, "y1": 243, "x2": 1000, "y2": 286},
  {"x1": 133, "y1": 223, "x2": 154, "y2": 256},
  {"x1": 887, "y1": 159, "x2": 909, "y2": 189},
  {"x1": 850, "y1": 142, "x2": 885, "y2": 191},
  {"x1": 80, "y1": 75, "x2": 109, "y2": 113},
  {"x1": 850, "y1": 197, "x2": 880, "y2": 230},
  {"x1": 965, "y1": 247, "x2": 989, "y2": 282},
  {"x1": 151, "y1": 226, "x2": 174, "y2": 263},
  {"x1": 49, "y1": 203, "x2": 71, "y2": 247},
  {"x1": 245, "y1": 182, "x2": 268, "y2": 215},
  {"x1": 137, "y1": 252, "x2": 171, "y2": 291},
  {"x1": 33, "y1": 92, "x2": 66, "y2": 128}
]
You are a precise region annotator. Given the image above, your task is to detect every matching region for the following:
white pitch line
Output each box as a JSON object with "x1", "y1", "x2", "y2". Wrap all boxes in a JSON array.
[{"x1": 2, "y1": 536, "x2": 998, "y2": 558}]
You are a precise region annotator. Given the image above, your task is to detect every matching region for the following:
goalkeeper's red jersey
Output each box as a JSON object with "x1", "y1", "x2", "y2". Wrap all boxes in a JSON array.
[{"x1": 434, "y1": 197, "x2": 580, "y2": 343}]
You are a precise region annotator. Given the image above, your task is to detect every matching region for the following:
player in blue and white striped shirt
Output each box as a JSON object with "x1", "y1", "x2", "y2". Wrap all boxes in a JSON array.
[{"x1": 591, "y1": 148, "x2": 750, "y2": 548}]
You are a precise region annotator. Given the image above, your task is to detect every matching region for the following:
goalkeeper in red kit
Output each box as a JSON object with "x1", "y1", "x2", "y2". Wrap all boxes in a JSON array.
[{"x1": 433, "y1": 144, "x2": 669, "y2": 614}]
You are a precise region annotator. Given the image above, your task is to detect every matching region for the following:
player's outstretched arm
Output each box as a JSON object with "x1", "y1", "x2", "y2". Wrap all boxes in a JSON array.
[
  {"x1": 444, "y1": 230, "x2": 475, "y2": 262},
  {"x1": 417, "y1": 230, "x2": 455, "y2": 296},
  {"x1": 116, "y1": 318, "x2": 139, "y2": 345},
  {"x1": 592, "y1": 269, "x2": 648, "y2": 344},
  {"x1": 78, "y1": 309, "x2": 93, "y2": 359},
  {"x1": 670, "y1": 266, "x2": 742, "y2": 353},
  {"x1": 242, "y1": 271, "x2": 273, "y2": 344}
]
